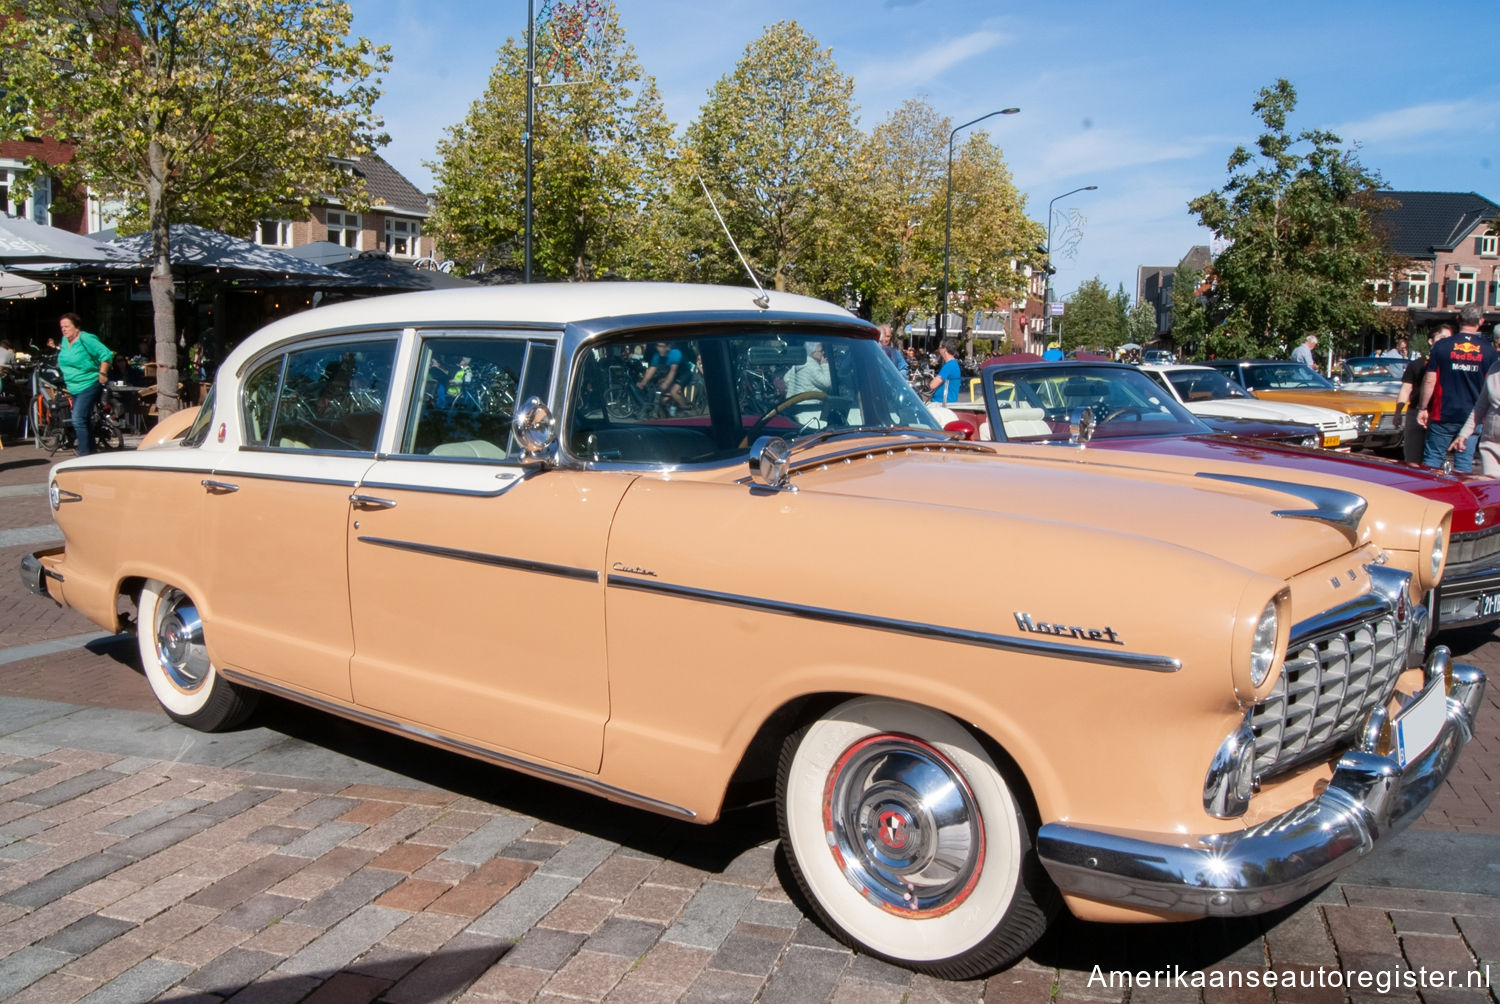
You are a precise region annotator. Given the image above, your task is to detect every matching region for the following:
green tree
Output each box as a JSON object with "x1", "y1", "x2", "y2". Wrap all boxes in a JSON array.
[
  {"x1": 669, "y1": 21, "x2": 858, "y2": 295},
  {"x1": 1189, "y1": 79, "x2": 1391, "y2": 360},
  {"x1": 0, "y1": 0, "x2": 389, "y2": 416},
  {"x1": 427, "y1": 1, "x2": 674, "y2": 280},
  {"x1": 944, "y1": 132, "x2": 1042, "y2": 360},
  {"x1": 1171, "y1": 265, "x2": 1209, "y2": 353},
  {"x1": 1127, "y1": 299, "x2": 1158, "y2": 347},
  {"x1": 1060, "y1": 276, "x2": 1121, "y2": 350}
]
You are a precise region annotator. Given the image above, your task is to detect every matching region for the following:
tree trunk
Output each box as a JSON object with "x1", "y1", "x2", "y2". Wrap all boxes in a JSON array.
[{"x1": 148, "y1": 139, "x2": 179, "y2": 418}]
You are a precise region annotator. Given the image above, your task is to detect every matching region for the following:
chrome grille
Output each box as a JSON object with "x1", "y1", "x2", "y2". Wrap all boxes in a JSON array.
[
  {"x1": 1448, "y1": 525, "x2": 1500, "y2": 570},
  {"x1": 1251, "y1": 610, "x2": 1404, "y2": 777}
]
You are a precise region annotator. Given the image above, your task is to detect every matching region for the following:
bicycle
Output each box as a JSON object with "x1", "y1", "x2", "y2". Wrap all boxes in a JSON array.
[{"x1": 35, "y1": 382, "x2": 126, "y2": 456}]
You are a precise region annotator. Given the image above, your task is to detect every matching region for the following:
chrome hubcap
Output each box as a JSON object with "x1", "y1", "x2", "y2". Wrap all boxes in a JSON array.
[
  {"x1": 155, "y1": 589, "x2": 209, "y2": 692},
  {"x1": 824, "y1": 734, "x2": 984, "y2": 915}
]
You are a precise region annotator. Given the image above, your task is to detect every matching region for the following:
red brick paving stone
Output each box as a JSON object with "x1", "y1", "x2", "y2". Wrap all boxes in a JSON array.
[
  {"x1": 616, "y1": 882, "x2": 695, "y2": 925},
  {"x1": 98, "y1": 871, "x2": 214, "y2": 923},
  {"x1": 1260, "y1": 964, "x2": 1347, "y2": 1004},
  {"x1": 983, "y1": 963, "x2": 1058, "y2": 1003},
  {"x1": 539, "y1": 891, "x2": 617, "y2": 935},
  {"x1": 413, "y1": 857, "x2": 475, "y2": 884},
  {"x1": 1456, "y1": 914, "x2": 1500, "y2": 959},
  {"x1": 378, "y1": 911, "x2": 468, "y2": 954},
  {"x1": 298, "y1": 971, "x2": 393, "y2": 1003},
  {"x1": 3, "y1": 970, "x2": 98, "y2": 1004},
  {"x1": 265, "y1": 845, "x2": 375, "y2": 900},
  {"x1": 338, "y1": 800, "x2": 405, "y2": 826},
  {"x1": 1202, "y1": 972, "x2": 1276, "y2": 1004},
  {"x1": 643, "y1": 859, "x2": 708, "y2": 890},
  {"x1": 1391, "y1": 910, "x2": 1461, "y2": 936},
  {"x1": 601, "y1": 980, "x2": 696, "y2": 1004},
  {"x1": 186, "y1": 851, "x2": 307, "y2": 911},
  {"x1": 374, "y1": 878, "x2": 451, "y2": 912},
  {"x1": 0, "y1": 898, "x2": 97, "y2": 954},
  {"x1": 576, "y1": 855, "x2": 656, "y2": 900},
  {"x1": 1053, "y1": 964, "x2": 1125, "y2": 1002},
  {"x1": 1344, "y1": 887, "x2": 1500, "y2": 916},
  {"x1": 526, "y1": 821, "x2": 579, "y2": 843},
  {"x1": 1402, "y1": 932, "x2": 1482, "y2": 973},
  {"x1": 156, "y1": 920, "x2": 252, "y2": 966},
  {"x1": 619, "y1": 940, "x2": 712, "y2": 990},
  {"x1": 337, "y1": 784, "x2": 456, "y2": 808},
  {"x1": 58, "y1": 932, "x2": 156, "y2": 982},
  {"x1": 67, "y1": 876, "x2": 141, "y2": 909},
  {"x1": 367, "y1": 842, "x2": 443, "y2": 874},
  {"x1": 462, "y1": 960, "x2": 550, "y2": 1002},
  {"x1": 903, "y1": 972, "x2": 985, "y2": 1002},
  {"x1": 382, "y1": 930, "x2": 509, "y2": 1004},
  {"x1": 830, "y1": 979, "x2": 907, "y2": 1004},
  {"x1": 1324, "y1": 904, "x2": 1402, "y2": 956},
  {"x1": 240, "y1": 919, "x2": 322, "y2": 956},
  {"x1": 428, "y1": 857, "x2": 535, "y2": 919},
  {"x1": 127, "y1": 902, "x2": 219, "y2": 945}
]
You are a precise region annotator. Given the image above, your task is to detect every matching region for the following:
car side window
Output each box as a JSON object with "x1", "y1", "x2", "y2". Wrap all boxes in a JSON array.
[
  {"x1": 401, "y1": 336, "x2": 534, "y2": 460},
  {"x1": 242, "y1": 357, "x2": 283, "y2": 447},
  {"x1": 265, "y1": 340, "x2": 396, "y2": 453}
]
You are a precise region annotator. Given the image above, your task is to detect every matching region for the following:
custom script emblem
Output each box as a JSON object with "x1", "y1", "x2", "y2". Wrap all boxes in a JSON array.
[
  {"x1": 611, "y1": 562, "x2": 657, "y2": 577},
  {"x1": 1014, "y1": 612, "x2": 1123, "y2": 645}
]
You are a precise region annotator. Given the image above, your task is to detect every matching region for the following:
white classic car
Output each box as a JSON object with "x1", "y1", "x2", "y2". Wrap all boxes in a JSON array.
[
  {"x1": 20, "y1": 283, "x2": 1484, "y2": 979},
  {"x1": 1140, "y1": 363, "x2": 1359, "y2": 447}
]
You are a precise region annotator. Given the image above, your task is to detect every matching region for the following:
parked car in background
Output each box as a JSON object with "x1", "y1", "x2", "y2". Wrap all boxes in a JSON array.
[
  {"x1": 22, "y1": 285, "x2": 1482, "y2": 980},
  {"x1": 948, "y1": 360, "x2": 1500, "y2": 638},
  {"x1": 1339, "y1": 356, "x2": 1407, "y2": 396},
  {"x1": 1141, "y1": 362, "x2": 1359, "y2": 448},
  {"x1": 1141, "y1": 348, "x2": 1176, "y2": 364},
  {"x1": 1204, "y1": 359, "x2": 1402, "y2": 450}
]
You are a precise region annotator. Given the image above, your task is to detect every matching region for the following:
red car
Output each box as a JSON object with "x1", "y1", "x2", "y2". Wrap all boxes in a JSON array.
[{"x1": 957, "y1": 361, "x2": 1500, "y2": 637}]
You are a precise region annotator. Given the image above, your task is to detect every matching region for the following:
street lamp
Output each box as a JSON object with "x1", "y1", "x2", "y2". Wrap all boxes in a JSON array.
[
  {"x1": 939, "y1": 107, "x2": 1019, "y2": 341},
  {"x1": 1043, "y1": 185, "x2": 1098, "y2": 343}
]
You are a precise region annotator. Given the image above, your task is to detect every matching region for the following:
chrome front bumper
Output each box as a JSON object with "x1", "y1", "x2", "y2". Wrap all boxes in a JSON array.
[
  {"x1": 19, "y1": 548, "x2": 62, "y2": 603},
  {"x1": 1037, "y1": 651, "x2": 1485, "y2": 917},
  {"x1": 1434, "y1": 563, "x2": 1500, "y2": 632}
]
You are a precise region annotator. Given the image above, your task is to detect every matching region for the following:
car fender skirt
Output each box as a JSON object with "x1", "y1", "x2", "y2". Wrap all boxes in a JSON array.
[{"x1": 1036, "y1": 659, "x2": 1485, "y2": 917}]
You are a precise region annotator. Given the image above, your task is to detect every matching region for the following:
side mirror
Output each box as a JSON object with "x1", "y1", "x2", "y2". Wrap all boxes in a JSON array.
[
  {"x1": 1069, "y1": 407, "x2": 1095, "y2": 445},
  {"x1": 748, "y1": 436, "x2": 796, "y2": 492},
  {"x1": 512, "y1": 396, "x2": 557, "y2": 468}
]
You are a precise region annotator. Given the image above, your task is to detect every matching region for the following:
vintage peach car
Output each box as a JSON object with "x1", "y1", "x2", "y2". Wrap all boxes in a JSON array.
[{"x1": 21, "y1": 284, "x2": 1487, "y2": 979}]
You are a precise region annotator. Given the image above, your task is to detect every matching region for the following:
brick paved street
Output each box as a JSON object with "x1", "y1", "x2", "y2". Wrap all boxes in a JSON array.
[{"x1": 1, "y1": 441, "x2": 1497, "y2": 1001}]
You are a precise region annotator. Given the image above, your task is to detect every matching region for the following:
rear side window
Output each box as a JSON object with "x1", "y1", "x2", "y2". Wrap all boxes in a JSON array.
[
  {"x1": 399, "y1": 335, "x2": 554, "y2": 461},
  {"x1": 240, "y1": 339, "x2": 397, "y2": 453}
]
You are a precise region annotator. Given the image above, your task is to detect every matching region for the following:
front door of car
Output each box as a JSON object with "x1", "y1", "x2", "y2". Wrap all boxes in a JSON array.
[
  {"x1": 203, "y1": 336, "x2": 398, "y2": 702},
  {"x1": 345, "y1": 334, "x2": 622, "y2": 773}
]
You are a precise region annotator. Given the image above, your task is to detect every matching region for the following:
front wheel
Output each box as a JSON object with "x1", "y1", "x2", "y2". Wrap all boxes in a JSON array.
[
  {"x1": 777, "y1": 697, "x2": 1056, "y2": 979},
  {"x1": 137, "y1": 579, "x2": 257, "y2": 731}
]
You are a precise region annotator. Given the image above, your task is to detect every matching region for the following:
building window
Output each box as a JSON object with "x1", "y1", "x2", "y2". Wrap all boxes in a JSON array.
[
  {"x1": 1368, "y1": 278, "x2": 1391, "y2": 306},
  {"x1": 384, "y1": 218, "x2": 419, "y2": 257},
  {"x1": 1406, "y1": 272, "x2": 1428, "y2": 308},
  {"x1": 1455, "y1": 269, "x2": 1477, "y2": 306},
  {"x1": 327, "y1": 210, "x2": 361, "y2": 249},
  {"x1": 255, "y1": 220, "x2": 293, "y2": 248},
  {"x1": 0, "y1": 167, "x2": 47, "y2": 223},
  {"x1": 1481, "y1": 230, "x2": 1498, "y2": 257}
]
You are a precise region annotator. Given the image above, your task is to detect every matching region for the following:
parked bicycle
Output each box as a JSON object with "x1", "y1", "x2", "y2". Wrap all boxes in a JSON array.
[{"x1": 31, "y1": 362, "x2": 126, "y2": 455}]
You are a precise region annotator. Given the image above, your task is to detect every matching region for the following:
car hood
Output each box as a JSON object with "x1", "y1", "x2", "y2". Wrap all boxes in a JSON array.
[
  {"x1": 1187, "y1": 398, "x2": 1350, "y2": 425},
  {"x1": 1253, "y1": 387, "x2": 1395, "y2": 412},
  {"x1": 791, "y1": 445, "x2": 1392, "y2": 580}
]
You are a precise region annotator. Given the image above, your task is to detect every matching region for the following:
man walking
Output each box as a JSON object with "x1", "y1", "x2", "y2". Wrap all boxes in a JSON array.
[
  {"x1": 1291, "y1": 333, "x2": 1318, "y2": 369},
  {"x1": 928, "y1": 339, "x2": 961, "y2": 404},
  {"x1": 1418, "y1": 304, "x2": 1494, "y2": 472},
  {"x1": 877, "y1": 325, "x2": 906, "y2": 376}
]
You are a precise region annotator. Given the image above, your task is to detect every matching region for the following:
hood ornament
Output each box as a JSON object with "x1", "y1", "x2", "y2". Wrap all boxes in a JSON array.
[{"x1": 1195, "y1": 473, "x2": 1367, "y2": 545}]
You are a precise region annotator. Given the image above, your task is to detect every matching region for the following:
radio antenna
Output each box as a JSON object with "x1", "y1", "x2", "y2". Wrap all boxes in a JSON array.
[{"x1": 697, "y1": 175, "x2": 770, "y2": 309}]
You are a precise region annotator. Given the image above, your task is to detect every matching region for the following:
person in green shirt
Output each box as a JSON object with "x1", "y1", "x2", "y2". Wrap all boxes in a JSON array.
[{"x1": 57, "y1": 313, "x2": 113, "y2": 455}]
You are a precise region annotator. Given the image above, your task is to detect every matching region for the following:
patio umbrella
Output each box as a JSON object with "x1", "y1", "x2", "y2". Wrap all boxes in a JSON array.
[
  {"x1": 0, "y1": 215, "x2": 116, "y2": 265},
  {"x1": 96, "y1": 224, "x2": 349, "y2": 280},
  {"x1": 0, "y1": 271, "x2": 44, "y2": 298}
]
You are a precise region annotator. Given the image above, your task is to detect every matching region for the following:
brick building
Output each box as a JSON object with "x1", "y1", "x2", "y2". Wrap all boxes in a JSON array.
[{"x1": 1370, "y1": 190, "x2": 1499, "y2": 329}]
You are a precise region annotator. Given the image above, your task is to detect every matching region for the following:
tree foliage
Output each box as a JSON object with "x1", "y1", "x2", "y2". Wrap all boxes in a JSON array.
[
  {"x1": 427, "y1": 1, "x2": 673, "y2": 280},
  {"x1": 1189, "y1": 79, "x2": 1391, "y2": 359},
  {"x1": 1060, "y1": 276, "x2": 1121, "y2": 350},
  {"x1": 1171, "y1": 265, "x2": 1209, "y2": 351},
  {"x1": 667, "y1": 21, "x2": 858, "y2": 295},
  {"x1": 1127, "y1": 299, "x2": 1157, "y2": 347},
  {"x1": 0, "y1": 0, "x2": 389, "y2": 414}
]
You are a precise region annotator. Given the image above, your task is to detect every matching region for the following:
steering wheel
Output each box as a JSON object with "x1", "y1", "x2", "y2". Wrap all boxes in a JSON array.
[
  {"x1": 740, "y1": 391, "x2": 828, "y2": 447},
  {"x1": 1102, "y1": 405, "x2": 1151, "y2": 423}
]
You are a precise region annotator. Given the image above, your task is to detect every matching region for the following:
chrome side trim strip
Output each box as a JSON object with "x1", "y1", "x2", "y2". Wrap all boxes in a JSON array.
[
  {"x1": 356, "y1": 479, "x2": 522, "y2": 499},
  {"x1": 357, "y1": 536, "x2": 599, "y2": 583},
  {"x1": 217, "y1": 669, "x2": 695, "y2": 819},
  {"x1": 207, "y1": 470, "x2": 360, "y2": 488},
  {"x1": 606, "y1": 575, "x2": 1181, "y2": 672},
  {"x1": 1195, "y1": 473, "x2": 1367, "y2": 544}
]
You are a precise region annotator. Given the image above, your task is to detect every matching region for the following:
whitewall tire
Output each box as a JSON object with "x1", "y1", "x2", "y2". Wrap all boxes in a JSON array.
[
  {"x1": 137, "y1": 579, "x2": 256, "y2": 731},
  {"x1": 777, "y1": 697, "x2": 1055, "y2": 979}
]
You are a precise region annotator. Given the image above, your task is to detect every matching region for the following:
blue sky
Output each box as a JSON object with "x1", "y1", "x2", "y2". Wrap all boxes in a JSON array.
[{"x1": 350, "y1": 0, "x2": 1500, "y2": 302}]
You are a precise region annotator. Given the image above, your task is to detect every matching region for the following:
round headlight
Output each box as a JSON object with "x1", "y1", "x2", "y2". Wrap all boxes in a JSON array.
[
  {"x1": 1355, "y1": 414, "x2": 1372, "y2": 433},
  {"x1": 1430, "y1": 532, "x2": 1446, "y2": 582},
  {"x1": 1249, "y1": 599, "x2": 1278, "y2": 687},
  {"x1": 1300, "y1": 435, "x2": 1319, "y2": 448}
]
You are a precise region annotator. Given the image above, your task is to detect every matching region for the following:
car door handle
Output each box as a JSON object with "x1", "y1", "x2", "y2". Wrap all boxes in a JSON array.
[
  {"x1": 349, "y1": 494, "x2": 398, "y2": 510},
  {"x1": 200, "y1": 479, "x2": 239, "y2": 494}
]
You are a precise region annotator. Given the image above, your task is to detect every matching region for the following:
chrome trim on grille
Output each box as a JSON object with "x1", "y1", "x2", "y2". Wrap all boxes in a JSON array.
[
  {"x1": 1251, "y1": 565, "x2": 1415, "y2": 778},
  {"x1": 606, "y1": 575, "x2": 1182, "y2": 672},
  {"x1": 1447, "y1": 523, "x2": 1500, "y2": 570}
]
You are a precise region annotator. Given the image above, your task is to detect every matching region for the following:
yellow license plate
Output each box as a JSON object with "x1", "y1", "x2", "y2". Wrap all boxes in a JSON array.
[{"x1": 1322, "y1": 434, "x2": 1341, "y2": 448}]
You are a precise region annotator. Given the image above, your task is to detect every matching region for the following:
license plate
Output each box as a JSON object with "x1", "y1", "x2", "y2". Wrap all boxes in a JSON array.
[
  {"x1": 1481, "y1": 592, "x2": 1500, "y2": 618},
  {"x1": 1394, "y1": 681, "x2": 1447, "y2": 768},
  {"x1": 1322, "y1": 433, "x2": 1341, "y2": 448}
]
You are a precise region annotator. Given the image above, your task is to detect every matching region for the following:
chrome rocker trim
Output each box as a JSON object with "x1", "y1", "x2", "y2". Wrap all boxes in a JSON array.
[
  {"x1": 19, "y1": 549, "x2": 63, "y2": 602},
  {"x1": 1035, "y1": 653, "x2": 1485, "y2": 916}
]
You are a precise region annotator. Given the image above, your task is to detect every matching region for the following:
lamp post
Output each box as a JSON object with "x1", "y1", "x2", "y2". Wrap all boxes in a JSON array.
[
  {"x1": 1043, "y1": 185, "x2": 1097, "y2": 344},
  {"x1": 939, "y1": 107, "x2": 1019, "y2": 342}
]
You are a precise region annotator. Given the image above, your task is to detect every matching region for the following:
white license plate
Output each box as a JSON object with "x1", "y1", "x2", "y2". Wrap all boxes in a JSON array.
[
  {"x1": 1480, "y1": 592, "x2": 1500, "y2": 618},
  {"x1": 1394, "y1": 681, "x2": 1447, "y2": 768}
]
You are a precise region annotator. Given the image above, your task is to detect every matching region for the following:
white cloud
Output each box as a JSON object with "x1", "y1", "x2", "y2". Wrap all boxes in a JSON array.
[
  {"x1": 1331, "y1": 100, "x2": 1500, "y2": 145},
  {"x1": 862, "y1": 30, "x2": 1010, "y2": 91},
  {"x1": 1024, "y1": 128, "x2": 1213, "y2": 182}
]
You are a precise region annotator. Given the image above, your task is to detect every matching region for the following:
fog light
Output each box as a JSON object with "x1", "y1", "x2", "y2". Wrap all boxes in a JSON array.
[{"x1": 1204, "y1": 716, "x2": 1257, "y2": 818}]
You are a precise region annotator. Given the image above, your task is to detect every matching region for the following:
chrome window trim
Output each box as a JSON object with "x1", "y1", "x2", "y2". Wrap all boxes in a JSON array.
[
  {"x1": 203, "y1": 469, "x2": 361, "y2": 489},
  {"x1": 357, "y1": 535, "x2": 599, "y2": 583},
  {"x1": 235, "y1": 321, "x2": 566, "y2": 380},
  {"x1": 606, "y1": 574, "x2": 1181, "y2": 672},
  {"x1": 216, "y1": 669, "x2": 694, "y2": 820},
  {"x1": 355, "y1": 478, "x2": 522, "y2": 498}
]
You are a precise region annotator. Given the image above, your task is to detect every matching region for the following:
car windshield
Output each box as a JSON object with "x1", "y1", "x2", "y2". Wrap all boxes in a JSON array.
[
  {"x1": 1345, "y1": 359, "x2": 1405, "y2": 381},
  {"x1": 985, "y1": 364, "x2": 1209, "y2": 442},
  {"x1": 1235, "y1": 363, "x2": 1335, "y2": 391},
  {"x1": 1163, "y1": 368, "x2": 1251, "y2": 401},
  {"x1": 565, "y1": 328, "x2": 937, "y2": 465}
]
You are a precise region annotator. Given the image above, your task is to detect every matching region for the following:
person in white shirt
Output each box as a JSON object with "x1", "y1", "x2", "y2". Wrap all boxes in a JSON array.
[{"x1": 1291, "y1": 333, "x2": 1317, "y2": 369}]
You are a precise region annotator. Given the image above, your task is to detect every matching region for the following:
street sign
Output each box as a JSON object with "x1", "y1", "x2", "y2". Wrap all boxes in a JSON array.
[{"x1": 1048, "y1": 302, "x2": 1065, "y2": 316}]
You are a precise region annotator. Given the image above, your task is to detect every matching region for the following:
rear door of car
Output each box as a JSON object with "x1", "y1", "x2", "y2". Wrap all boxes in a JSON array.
[{"x1": 345, "y1": 330, "x2": 627, "y2": 773}]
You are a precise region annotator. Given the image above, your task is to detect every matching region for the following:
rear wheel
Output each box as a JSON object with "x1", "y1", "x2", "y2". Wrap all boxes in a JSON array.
[
  {"x1": 137, "y1": 579, "x2": 257, "y2": 731},
  {"x1": 777, "y1": 697, "x2": 1055, "y2": 979}
]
